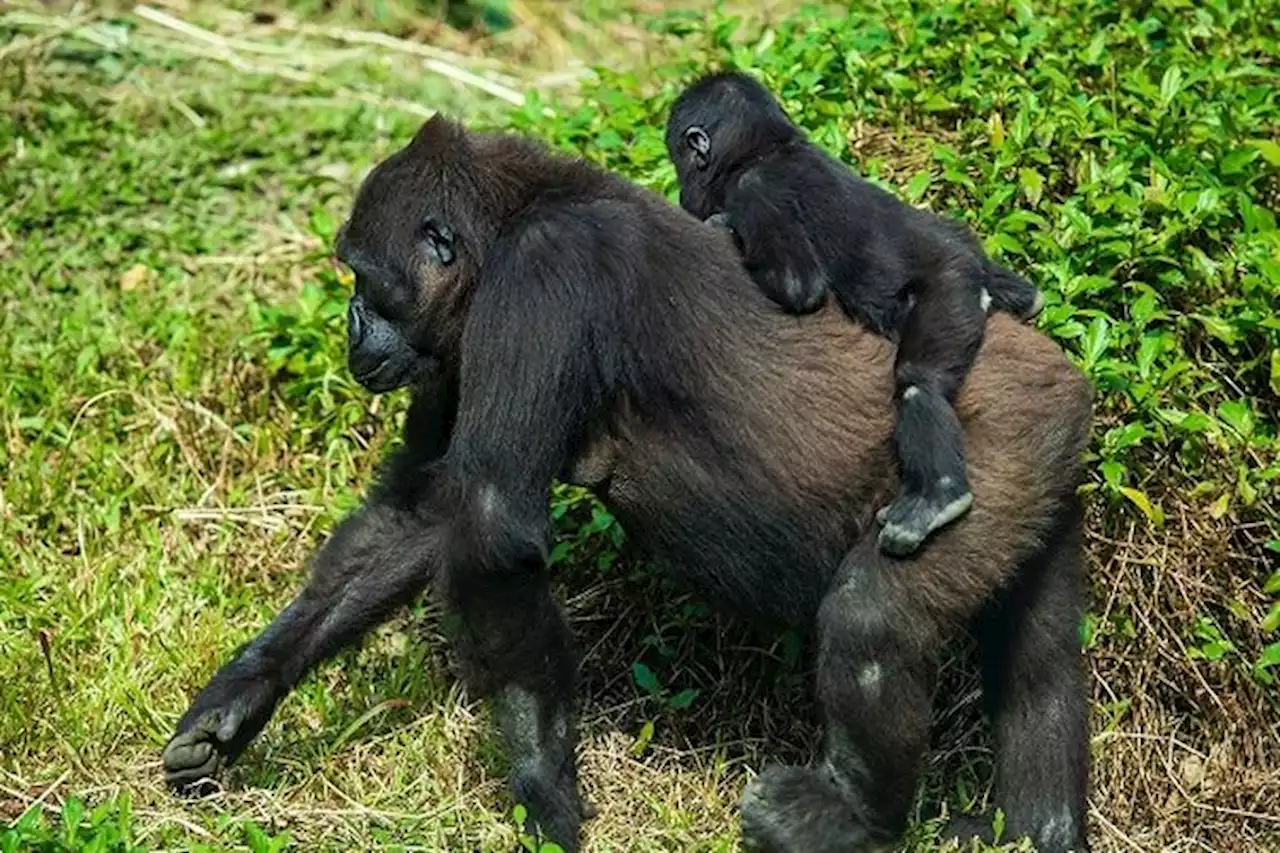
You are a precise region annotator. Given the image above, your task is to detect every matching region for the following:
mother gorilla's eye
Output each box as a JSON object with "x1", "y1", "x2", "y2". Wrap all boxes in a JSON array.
[{"x1": 423, "y1": 219, "x2": 456, "y2": 266}]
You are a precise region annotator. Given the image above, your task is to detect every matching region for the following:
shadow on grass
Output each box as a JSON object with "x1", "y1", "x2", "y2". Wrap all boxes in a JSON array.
[{"x1": 219, "y1": 539, "x2": 1001, "y2": 844}]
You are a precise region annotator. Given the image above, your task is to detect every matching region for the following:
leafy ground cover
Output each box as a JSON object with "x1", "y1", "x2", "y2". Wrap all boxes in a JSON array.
[{"x1": 2, "y1": 1, "x2": 1277, "y2": 851}]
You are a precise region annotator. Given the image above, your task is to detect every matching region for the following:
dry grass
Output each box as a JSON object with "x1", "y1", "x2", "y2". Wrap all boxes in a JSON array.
[{"x1": 1082, "y1": 504, "x2": 1280, "y2": 852}]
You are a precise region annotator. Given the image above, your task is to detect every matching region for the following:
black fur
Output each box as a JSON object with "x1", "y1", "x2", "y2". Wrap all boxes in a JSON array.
[
  {"x1": 667, "y1": 71, "x2": 1046, "y2": 557},
  {"x1": 161, "y1": 116, "x2": 1091, "y2": 853}
]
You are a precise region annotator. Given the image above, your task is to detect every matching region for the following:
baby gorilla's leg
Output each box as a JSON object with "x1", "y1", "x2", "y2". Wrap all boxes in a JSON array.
[
  {"x1": 878, "y1": 254, "x2": 986, "y2": 556},
  {"x1": 877, "y1": 381, "x2": 974, "y2": 556}
]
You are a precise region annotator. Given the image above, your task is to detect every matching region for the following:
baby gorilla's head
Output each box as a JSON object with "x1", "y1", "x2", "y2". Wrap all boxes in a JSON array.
[{"x1": 665, "y1": 70, "x2": 800, "y2": 220}]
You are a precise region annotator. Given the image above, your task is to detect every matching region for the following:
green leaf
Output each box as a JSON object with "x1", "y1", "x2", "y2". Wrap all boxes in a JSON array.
[
  {"x1": 1185, "y1": 247, "x2": 1219, "y2": 282},
  {"x1": 1190, "y1": 617, "x2": 1235, "y2": 662},
  {"x1": 1136, "y1": 333, "x2": 1163, "y2": 378},
  {"x1": 1130, "y1": 291, "x2": 1160, "y2": 324},
  {"x1": 904, "y1": 170, "x2": 932, "y2": 202},
  {"x1": 547, "y1": 540, "x2": 573, "y2": 566},
  {"x1": 1019, "y1": 167, "x2": 1045, "y2": 207},
  {"x1": 1228, "y1": 599, "x2": 1252, "y2": 623},
  {"x1": 1053, "y1": 320, "x2": 1087, "y2": 340},
  {"x1": 61, "y1": 799, "x2": 84, "y2": 845},
  {"x1": 1080, "y1": 31, "x2": 1107, "y2": 63},
  {"x1": 1107, "y1": 422, "x2": 1151, "y2": 452},
  {"x1": 668, "y1": 688, "x2": 700, "y2": 709},
  {"x1": 1256, "y1": 642, "x2": 1280, "y2": 671},
  {"x1": 1162, "y1": 409, "x2": 1215, "y2": 434},
  {"x1": 921, "y1": 92, "x2": 955, "y2": 112},
  {"x1": 1271, "y1": 350, "x2": 1280, "y2": 396},
  {"x1": 309, "y1": 207, "x2": 336, "y2": 242},
  {"x1": 988, "y1": 112, "x2": 1005, "y2": 148},
  {"x1": 986, "y1": 232, "x2": 1023, "y2": 255},
  {"x1": 1119, "y1": 487, "x2": 1165, "y2": 526},
  {"x1": 630, "y1": 719, "x2": 655, "y2": 757},
  {"x1": 1248, "y1": 139, "x2": 1280, "y2": 166},
  {"x1": 1240, "y1": 194, "x2": 1277, "y2": 232},
  {"x1": 632, "y1": 661, "x2": 660, "y2": 695},
  {"x1": 1238, "y1": 465, "x2": 1258, "y2": 506},
  {"x1": 1100, "y1": 460, "x2": 1125, "y2": 490},
  {"x1": 1262, "y1": 603, "x2": 1280, "y2": 634},
  {"x1": 1079, "y1": 612, "x2": 1098, "y2": 649},
  {"x1": 1192, "y1": 313, "x2": 1238, "y2": 345},
  {"x1": 1220, "y1": 147, "x2": 1259, "y2": 175},
  {"x1": 1216, "y1": 400, "x2": 1254, "y2": 438},
  {"x1": 1159, "y1": 65, "x2": 1184, "y2": 105},
  {"x1": 596, "y1": 128, "x2": 624, "y2": 150},
  {"x1": 244, "y1": 822, "x2": 270, "y2": 853},
  {"x1": 1081, "y1": 316, "x2": 1110, "y2": 368},
  {"x1": 1264, "y1": 569, "x2": 1280, "y2": 595}
]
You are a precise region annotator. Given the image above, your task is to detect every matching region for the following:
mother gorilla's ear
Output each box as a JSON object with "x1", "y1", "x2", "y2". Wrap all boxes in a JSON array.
[{"x1": 408, "y1": 113, "x2": 471, "y2": 156}]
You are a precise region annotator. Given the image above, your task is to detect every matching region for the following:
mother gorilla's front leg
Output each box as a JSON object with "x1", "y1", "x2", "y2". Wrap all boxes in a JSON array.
[
  {"x1": 163, "y1": 475, "x2": 589, "y2": 852},
  {"x1": 437, "y1": 501, "x2": 587, "y2": 851},
  {"x1": 163, "y1": 385, "x2": 456, "y2": 790},
  {"x1": 162, "y1": 494, "x2": 447, "y2": 789}
]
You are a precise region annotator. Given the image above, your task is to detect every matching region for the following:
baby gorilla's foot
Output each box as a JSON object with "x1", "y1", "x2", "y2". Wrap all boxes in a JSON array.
[
  {"x1": 1019, "y1": 289, "x2": 1046, "y2": 321},
  {"x1": 876, "y1": 476, "x2": 973, "y2": 557},
  {"x1": 982, "y1": 270, "x2": 1045, "y2": 322}
]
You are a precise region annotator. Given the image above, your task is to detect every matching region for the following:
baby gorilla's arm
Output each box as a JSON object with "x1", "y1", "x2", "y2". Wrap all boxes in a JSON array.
[{"x1": 719, "y1": 181, "x2": 829, "y2": 315}]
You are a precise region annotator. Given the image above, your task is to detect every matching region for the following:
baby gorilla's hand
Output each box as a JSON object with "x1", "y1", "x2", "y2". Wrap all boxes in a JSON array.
[{"x1": 704, "y1": 211, "x2": 733, "y2": 230}]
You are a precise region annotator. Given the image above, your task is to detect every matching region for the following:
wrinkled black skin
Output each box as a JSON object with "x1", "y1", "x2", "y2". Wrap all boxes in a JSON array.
[
  {"x1": 161, "y1": 118, "x2": 1090, "y2": 853},
  {"x1": 666, "y1": 71, "x2": 1044, "y2": 557}
]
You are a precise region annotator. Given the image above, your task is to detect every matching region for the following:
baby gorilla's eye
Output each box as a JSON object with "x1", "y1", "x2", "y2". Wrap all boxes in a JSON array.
[
  {"x1": 422, "y1": 219, "x2": 456, "y2": 266},
  {"x1": 683, "y1": 126, "x2": 711, "y2": 168}
]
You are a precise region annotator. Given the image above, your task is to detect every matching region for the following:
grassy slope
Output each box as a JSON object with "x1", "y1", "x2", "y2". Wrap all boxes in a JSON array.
[{"x1": 2, "y1": 1, "x2": 1278, "y2": 852}]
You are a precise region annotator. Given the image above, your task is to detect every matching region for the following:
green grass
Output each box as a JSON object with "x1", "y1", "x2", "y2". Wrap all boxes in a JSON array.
[{"x1": 2, "y1": 1, "x2": 1278, "y2": 851}]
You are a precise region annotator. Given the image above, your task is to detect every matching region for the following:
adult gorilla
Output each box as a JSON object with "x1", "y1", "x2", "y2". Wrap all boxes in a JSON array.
[{"x1": 162, "y1": 116, "x2": 1093, "y2": 853}]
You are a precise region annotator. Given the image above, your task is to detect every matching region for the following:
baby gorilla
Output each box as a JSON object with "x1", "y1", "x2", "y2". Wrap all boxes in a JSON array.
[{"x1": 667, "y1": 71, "x2": 1045, "y2": 557}]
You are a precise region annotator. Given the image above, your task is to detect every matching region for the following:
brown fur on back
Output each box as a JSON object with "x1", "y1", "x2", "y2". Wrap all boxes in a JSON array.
[{"x1": 599, "y1": 211, "x2": 1092, "y2": 627}]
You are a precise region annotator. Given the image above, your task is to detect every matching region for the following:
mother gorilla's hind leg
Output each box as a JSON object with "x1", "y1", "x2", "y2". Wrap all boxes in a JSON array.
[
  {"x1": 740, "y1": 533, "x2": 958, "y2": 853},
  {"x1": 946, "y1": 498, "x2": 1091, "y2": 852},
  {"x1": 739, "y1": 501, "x2": 1068, "y2": 853}
]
